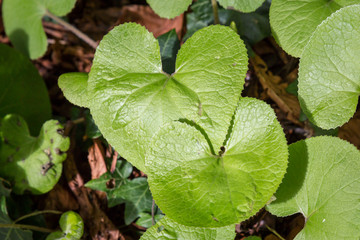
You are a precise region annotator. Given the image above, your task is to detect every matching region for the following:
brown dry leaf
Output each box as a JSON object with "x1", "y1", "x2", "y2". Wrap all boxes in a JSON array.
[
  {"x1": 117, "y1": 5, "x2": 184, "y2": 38},
  {"x1": 88, "y1": 138, "x2": 108, "y2": 179},
  {"x1": 250, "y1": 55, "x2": 302, "y2": 126},
  {"x1": 65, "y1": 139, "x2": 124, "y2": 240},
  {"x1": 339, "y1": 110, "x2": 360, "y2": 150}
]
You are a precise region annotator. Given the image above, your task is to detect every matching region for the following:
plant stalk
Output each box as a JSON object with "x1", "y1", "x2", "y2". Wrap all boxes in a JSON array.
[
  {"x1": 14, "y1": 210, "x2": 62, "y2": 224},
  {"x1": 266, "y1": 224, "x2": 285, "y2": 240},
  {"x1": 211, "y1": 0, "x2": 220, "y2": 24},
  {"x1": 0, "y1": 223, "x2": 55, "y2": 233},
  {"x1": 44, "y1": 11, "x2": 98, "y2": 49}
]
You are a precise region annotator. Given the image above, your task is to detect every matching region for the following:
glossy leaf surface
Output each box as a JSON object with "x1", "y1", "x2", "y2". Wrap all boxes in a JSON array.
[
  {"x1": 82, "y1": 23, "x2": 248, "y2": 171},
  {"x1": 147, "y1": 98, "x2": 288, "y2": 227},
  {"x1": 267, "y1": 137, "x2": 360, "y2": 239}
]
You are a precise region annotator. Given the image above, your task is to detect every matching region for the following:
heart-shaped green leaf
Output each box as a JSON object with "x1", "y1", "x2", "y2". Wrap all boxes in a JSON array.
[
  {"x1": 0, "y1": 197, "x2": 32, "y2": 240},
  {"x1": 146, "y1": 0, "x2": 192, "y2": 19},
  {"x1": 58, "y1": 73, "x2": 89, "y2": 108},
  {"x1": 72, "y1": 23, "x2": 248, "y2": 172},
  {"x1": 140, "y1": 216, "x2": 235, "y2": 240},
  {"x1": 0, "y1": 43, "x2": 51, "y2": 134},
  {"x1": 298, "y1": 5, "x2": 360, "y2": 129},
  {"x1": 269, "y1": 0, "x2": 358, "y2": 57},
  {"x1": 0, "y1": 114, "x2": 70, "y2": 194},
  {"x1": 2, "y1": 0, "x2": 76, "y2": 59},
  {"x1": 267, "y1": 136, "x2": 360, "y2": 239},
  {"x1": 217, "y1": 0, "x2": 265, "y2": 13},
  {"x1": 146, "y1": 98, "x2": 288, "y2": 227},
  {"x1": 46, "y1": 211, "x2": 84, "y2": 240}
]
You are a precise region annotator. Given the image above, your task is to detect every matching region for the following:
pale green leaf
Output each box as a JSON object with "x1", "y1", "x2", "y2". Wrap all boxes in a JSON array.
[
  {"x1": 217, "y1": 0, "x2": 265, "y2": 13},
  {"x1": 86, "y1": 23, "x2": 248, "y2": 171},
  {"x1": 0, "y1": 114, "x2": 70, "y2": 194},
  {"x1": 146, "y1": 98, "x2": 288, "y2": 227},
  {"x1": 146, "y1": 0, "x2": 192, "y2": 19},
  {"x1": 2, "y1": 0, "x2": 76, "y2": 59},
  {"x1": 46, "y1": 211, "x2": 84, "y2": 240},
  {"x1": 0, "y1": 197, "x2": 32, "y2": 240},
  {"x1": 269, "y1": 0, "x2": 342, "y2": 57},
  {"x1": 267, "y1": 137, "x2": 360, "y2": 239},
  {"x1": 140, "y1": 216, "x2": 235, "y2": 240},
  {"x1": 108, "y1": 177, "x2": 153, "y2": 225},
  {"x1": 0, "y1": 43, "x2": 51, "y2": 134},
  {"x1": 298, "y1": 5, "x2": 360, "y2": 129},
  {"x1": 58, "y1": 72, "x2": 89, "y2": 108}
]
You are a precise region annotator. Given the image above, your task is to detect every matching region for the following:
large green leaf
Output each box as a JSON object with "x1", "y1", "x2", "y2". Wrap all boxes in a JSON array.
[
  {"x1": 140, "y1": 216, "x2": 236, "y2": 240},
  {"x1": 0, "y1": 43, "x2": 51, "y2": 134},
  {"x1": 2, "y1": 0, "x2": 76, "y2": 59},
  {"x1": 146, "y1": 98, "x2": 288, "y2": 227},
  {"x1": 0, "y1": 197, "x2": 32, "y2": 240},
  {"x1": 269, "y1": 0, "x2": 359, "y2": 57},
  {"x1": 46, "y1": 211, "x2": 84, "y2": 240},
  {"x1": 0, "y1": 114, "x2": 70, "y2": 194},
  {"x1": 267, "y1": 137, "x2": 360, "y2": 239},
  {"x1": 77, "y1": 23, "x2": 247, "y2": 171},
  {"x1": 298, "y1": 5, "x2": 360, "y2": 129},
  {"x1": 217, "y1": 0, "x2": 265, "y2": 13},
  {"x1": 58, "y1": 73, "x2": 89, "y2": 108},
  {"x1": 146, "y1": 0, "x2": 192, "y2": 19}
]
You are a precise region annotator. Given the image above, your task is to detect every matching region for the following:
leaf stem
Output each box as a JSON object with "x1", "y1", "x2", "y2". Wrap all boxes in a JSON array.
[
  {"x1": 265, "y1": 224, "x2": 285, "y2": 240},
  {"x1": 14, "y1": 210, "x2": 62, "y2": 224},
  {"x1": 151, "y1": 200, "x2": 155, "y2": 226},
  {"x1": 211, "y1": 0, "x2": 220, "y2": 25},
  {"x1": 44, "y1": 11, "x2": 98, "y2": 49},
  {"x1": 0, "y1": 223, "x2": 55, "y2": 233}
]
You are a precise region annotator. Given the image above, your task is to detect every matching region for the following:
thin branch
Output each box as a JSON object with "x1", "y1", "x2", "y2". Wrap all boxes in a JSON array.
[
  {"x1": 14, "y1": 210, "x2": 62, "y2": 224},
  {"x1": 211, "y1": 0, "x2": 220, "y2": 24},
  {"x1": 266, "y1": 224, "x2": 285, "y2": 240},
  {"x1": 0, "y1": 223, "x2": 55, "y2": 233},
  {"x1": 44, "y1": 11, "x2": 98, "y2": 49}
]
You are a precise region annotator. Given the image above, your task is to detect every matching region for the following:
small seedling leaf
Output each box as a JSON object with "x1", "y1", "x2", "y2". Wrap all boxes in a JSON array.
[{"x1": 46, "y1": 211, "x2": 84, "y2": 240}]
